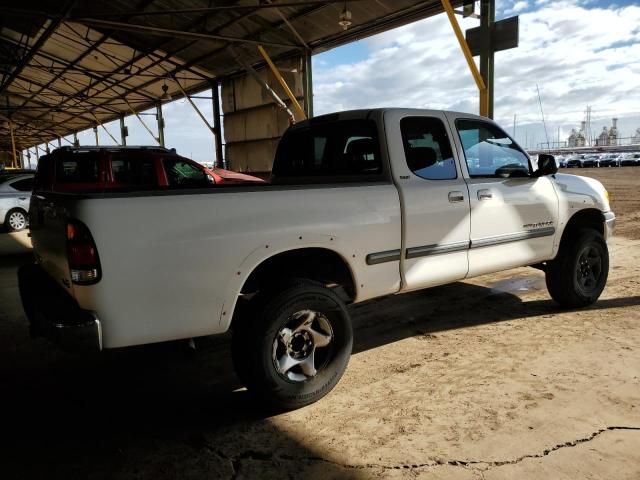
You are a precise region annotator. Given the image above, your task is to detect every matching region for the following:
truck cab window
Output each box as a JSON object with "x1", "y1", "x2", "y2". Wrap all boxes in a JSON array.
[
  {"x1": 456, "y1": 120, "x2": 531, "y2": 178},
  {"x1": 164, "y1": 158, "x2": 208, "y2": 187},
  {"x1": 111, "y1": 157, "x2": 158, "y2": 187},
  {"x1": 273, "y1": 119, "x2": 382, "y2": 180},
  {"x1": 400, "y1": 117, "x2": 456, "y2": 180},
  {"x1": 56, "y1": 155, "x2": 100, "y2": 183}
]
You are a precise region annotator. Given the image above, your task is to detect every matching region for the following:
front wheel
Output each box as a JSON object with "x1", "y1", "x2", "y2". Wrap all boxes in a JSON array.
[
  {"x1": 6, "y1": 209, "x2": 28, "y2": 232},
  {"x1": 232, "y1": 280, "x2": 352, "y2": 410},
  {"x1": 545, "y1": 229, "x2": 609, "y2": 308}
]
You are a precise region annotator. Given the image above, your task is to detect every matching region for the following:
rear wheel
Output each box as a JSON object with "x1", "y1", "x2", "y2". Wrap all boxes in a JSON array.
[
  {"x1": 6, "y1": 209, "x2": 27, "y2": 232},
  {"x1": 545, "y1": 229, "x2": 608, "y2": 308},
  {"x1": 232, "y1": 280, "x2": 352, "y2": 410}
]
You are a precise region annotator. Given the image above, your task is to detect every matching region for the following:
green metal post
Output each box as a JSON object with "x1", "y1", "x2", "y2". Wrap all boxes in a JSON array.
[
  {"x1": 120, "y1": 115, "x2": 128, "y2": 146},
  {"x1": 156, "y1": 102, "x2": 165, "y2": 147},
  {"x1": 211, "y1": 81, "x2": 224, "y2": 168},
  {"x1": 303, "y1": 52, "x2": 314, "y2": 118},
  {"x1": 480, "y1": 0, "x2": 495, "y2": 119}
]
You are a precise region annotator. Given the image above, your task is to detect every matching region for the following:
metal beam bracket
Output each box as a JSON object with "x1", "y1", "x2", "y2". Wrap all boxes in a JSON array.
[
  {"x1": 257, "y1": 45, "x2": 306, "y2": 122},
  {"x1": 441, "y1": 0, "x2": 488, "y2": 117}
]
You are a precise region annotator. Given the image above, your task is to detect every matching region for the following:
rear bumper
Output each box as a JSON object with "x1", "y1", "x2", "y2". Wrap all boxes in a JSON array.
[
  {"x1": 603, "y1": 211, "x2": 616, "y2": 241},
  {"x1": 18, "y1": 264, "x2": 102, "y2": 352}
]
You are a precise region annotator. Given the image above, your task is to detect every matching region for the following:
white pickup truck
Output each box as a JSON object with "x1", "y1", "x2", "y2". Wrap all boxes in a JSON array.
[{"x1": 20, "y1": 109, "x2": 615, "y2": 409}]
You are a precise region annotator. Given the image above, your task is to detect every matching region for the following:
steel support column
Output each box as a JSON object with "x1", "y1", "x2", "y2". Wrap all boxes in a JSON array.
[
  {"x1": 303, "y1": 52, "x2": 313, "y2": 118},
  {"x1": 73, "y1": 131, "x2": 79, "y2": 147},
  {"x1": 9, "y1": 120, "x2": 18, "y2": 168},
  {"x1": 120, "y1": 115, "x2": 128, "y2": 145},
  {"x1": 211, "y1": 81, "x2": 224, "y2": 168},
  {"x1": 479, "y1": 0, "x2": 495, "y2": 119},
  {"x1": 156, "y1": 102, "x2": 165, "y2": 147},
  {"x1": 93, "y1": 126, "x2": 99, "y2": 145}
]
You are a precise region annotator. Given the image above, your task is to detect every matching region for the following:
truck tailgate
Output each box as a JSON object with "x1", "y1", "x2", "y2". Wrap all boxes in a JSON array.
[{"x1": 29, "y1": 193, "x2": 76, "y2": 297}]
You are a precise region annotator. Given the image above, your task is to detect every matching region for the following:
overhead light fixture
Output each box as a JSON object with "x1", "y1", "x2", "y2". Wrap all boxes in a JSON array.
[
  {"x1": 161, "y1": 81, "x2": 172, "y2": 101},
  {"x1": 338, "y1": 2, "x2": 352, "y2": 30}
]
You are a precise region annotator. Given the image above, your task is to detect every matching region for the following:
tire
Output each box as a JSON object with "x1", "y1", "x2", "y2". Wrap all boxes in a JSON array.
[
  {"x1": 232, "y1": 279, "x2": 352, "y2": 410},
  {"x1": 6, "y1": 208, "x2": 28, "y2": 232},
  {"x1": 545, "y1": 228, "x2": 609, "y2": 308}
]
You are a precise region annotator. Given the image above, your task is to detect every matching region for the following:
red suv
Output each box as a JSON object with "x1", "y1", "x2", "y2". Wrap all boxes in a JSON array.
[{"x1": 34, "y1": 146, "x2": 264, "y2": 192}]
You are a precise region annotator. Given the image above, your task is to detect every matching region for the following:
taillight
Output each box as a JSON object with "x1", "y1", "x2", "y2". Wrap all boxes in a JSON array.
[{"x1": 66, "y1": 220, "x2": 101, "y2": 284}]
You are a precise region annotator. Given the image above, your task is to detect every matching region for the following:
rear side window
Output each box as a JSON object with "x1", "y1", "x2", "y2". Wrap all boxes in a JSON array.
[
  {"x1": 56, "y1": 155, "x2": 100, "y2": 183},
  {"x1": 9, "y1": 178, "x2": 34, "y2": 192},
  {"x1": 111, "y1": 156, "x2": 158, "y2": 187},
  {"x1": 163, "y1": 158, "x2": 209, "y2": 187},
  {"x1": 400, "y1": 117, "x2": 456, "y2": 180},
  {"x1": 34, "y1": 156, "x2": 54, "y2": 190},
  {"x1": 273, "y1": 119, "x2": 382, "y2": 179}
]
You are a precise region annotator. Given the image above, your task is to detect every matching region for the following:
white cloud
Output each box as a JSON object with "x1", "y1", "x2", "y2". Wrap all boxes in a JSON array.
[
  {"x1": 26, "y1": 1, "x2": 640, "y2": 160},
  {"x1": 506, "y1": 1, "x2": 530, "y2": 14},
  {"x1": 313, "y1": 1, "x2": 640, "y2": 147}
]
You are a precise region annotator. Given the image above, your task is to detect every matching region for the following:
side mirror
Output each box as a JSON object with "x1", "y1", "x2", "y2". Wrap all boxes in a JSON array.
[{"x1": 534, "y1": 153, "x2": 558, "y2": 177}]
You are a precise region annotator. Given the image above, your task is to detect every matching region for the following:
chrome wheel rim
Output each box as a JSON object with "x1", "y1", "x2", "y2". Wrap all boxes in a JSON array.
[
  {"x1": 576, "y1": 245, "x2": 602, "y2": 294},
  {"x1": 8, "y1": 212, "x2": 26, "y2": 231},
  {"x1": 272, "y1": 309, "x2": 334, "y2": 383}
]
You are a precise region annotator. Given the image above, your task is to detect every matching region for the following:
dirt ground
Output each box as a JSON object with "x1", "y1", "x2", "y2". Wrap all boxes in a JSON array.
[
  {"x1": 0, "y1": 168, "x2": 638, "y2": 479},
  {"x1": 562, "y1": 167, "x2": 640, "y2": 240}
]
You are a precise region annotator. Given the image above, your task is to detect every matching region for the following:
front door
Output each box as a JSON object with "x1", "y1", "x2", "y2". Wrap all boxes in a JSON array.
[
  {"x1": 447, "y1": 115, "x2": 559, "y2": 277},
  {"x1": 385, "y1": 110, "x2": 471, "y2": 291}
]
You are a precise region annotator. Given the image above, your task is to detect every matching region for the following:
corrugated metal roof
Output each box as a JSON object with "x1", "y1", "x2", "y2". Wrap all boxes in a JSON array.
[{"x1": 0, "y1": 0, "x2": 461, "y2": 151}]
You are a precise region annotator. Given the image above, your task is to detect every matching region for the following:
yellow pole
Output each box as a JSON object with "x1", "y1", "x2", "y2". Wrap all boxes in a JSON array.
[
  {"x1": 440, "y1": 0, "x2": 489, "y2": 117},
  {"x1": 9, "y1": 120, "x2": 18, "y2": 168},
  {"x1": 257, "y1": 45, "x2": 306, "y2": 121}
]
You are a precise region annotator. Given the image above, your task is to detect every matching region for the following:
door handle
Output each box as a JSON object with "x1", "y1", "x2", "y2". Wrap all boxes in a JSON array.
[
  {"x1": 477, "y1": 189, "x2": 492, "y2": 201},
  {"x1": 448, "y1": 191, "x2": 464, "y2": 203},
  {"x1": 19, "y1": 197, "x2": 27, "y2": 200}
]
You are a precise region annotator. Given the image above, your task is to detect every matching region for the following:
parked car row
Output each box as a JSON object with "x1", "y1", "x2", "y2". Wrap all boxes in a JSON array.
[
  {"x1": 35, "y1": 146, "x2": 264, "y2": 192},
  {"x1": 557, "y1": 152, "x2": 640, "y2": 168},
  {"x1": 1, "y1": 147, "x2": 263, "y2": 232}
]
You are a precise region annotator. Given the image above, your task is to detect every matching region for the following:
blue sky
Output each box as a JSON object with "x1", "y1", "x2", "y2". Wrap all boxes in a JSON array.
[{"x1": 23, "y1": 0, "x2": 640, "y2": 164}]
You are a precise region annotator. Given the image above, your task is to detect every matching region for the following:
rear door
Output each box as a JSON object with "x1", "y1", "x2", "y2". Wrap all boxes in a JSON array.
[
  {"x1": 385, "y1": 110, "x2": 471, "y2": 291},
  {"x1": 447, "y1": 114, "x2": 559, "y2": 277}
]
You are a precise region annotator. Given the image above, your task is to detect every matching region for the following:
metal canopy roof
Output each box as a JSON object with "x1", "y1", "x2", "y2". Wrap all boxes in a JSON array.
[{"x1": 0, "y1": 0, "x2": 461, "y2": 151}]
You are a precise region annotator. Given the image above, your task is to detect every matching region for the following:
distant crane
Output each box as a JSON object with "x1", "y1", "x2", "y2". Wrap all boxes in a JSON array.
[{"x1": 536, "y1": 84, "x2": 550, "y2": 151}]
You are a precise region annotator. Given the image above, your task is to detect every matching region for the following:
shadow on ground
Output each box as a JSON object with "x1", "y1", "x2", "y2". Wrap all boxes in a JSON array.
[{"x1": 1, "y1": 232, "x2": 639, "y2": 479}]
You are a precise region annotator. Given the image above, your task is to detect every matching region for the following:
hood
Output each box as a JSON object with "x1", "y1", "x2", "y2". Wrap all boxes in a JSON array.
[{"x1": 210, "y1": 168, "x2": 266, "y2": 184}]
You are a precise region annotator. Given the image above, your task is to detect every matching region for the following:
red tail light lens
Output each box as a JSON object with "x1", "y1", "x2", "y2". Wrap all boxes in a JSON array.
[{"x1": 66, "y1": 220, "x2": 101, "y2": 284}]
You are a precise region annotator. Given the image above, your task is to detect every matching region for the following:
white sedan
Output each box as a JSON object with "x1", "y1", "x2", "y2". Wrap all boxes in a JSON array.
[{"x1": 0, "y1": 173, "x2": 34, "y2": 231}]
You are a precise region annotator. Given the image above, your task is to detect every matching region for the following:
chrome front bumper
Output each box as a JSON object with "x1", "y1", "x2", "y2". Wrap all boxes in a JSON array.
[{"x1": 603, "y1": 211, "x2": 616, "y2": 241}]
